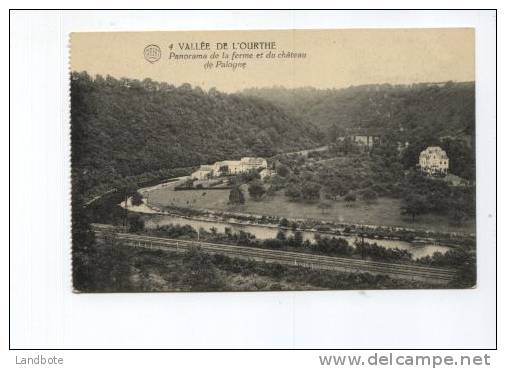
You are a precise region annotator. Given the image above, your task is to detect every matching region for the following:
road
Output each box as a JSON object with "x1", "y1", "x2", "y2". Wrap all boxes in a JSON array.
[
  {"x1": 276, "y1": 145, "x2": 329, "y2": 157},
  {"x1": 92, "y1": 224, "x2": 456, "y2": 285}
]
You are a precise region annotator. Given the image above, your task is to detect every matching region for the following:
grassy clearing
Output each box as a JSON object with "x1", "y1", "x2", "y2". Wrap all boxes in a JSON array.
[{"x1": 146, "y1": 182, "x2": 475, "y2": 234}]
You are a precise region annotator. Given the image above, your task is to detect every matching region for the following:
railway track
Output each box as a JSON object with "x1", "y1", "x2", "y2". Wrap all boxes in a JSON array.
[{"x1": 92, "y1": 224, "x2": 456, "y2": 284}]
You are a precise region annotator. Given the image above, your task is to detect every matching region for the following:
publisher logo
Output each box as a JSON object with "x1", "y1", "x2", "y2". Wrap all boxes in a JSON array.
[{"x1": 144, "y1": 44, "x2": 161, "y2": 63}]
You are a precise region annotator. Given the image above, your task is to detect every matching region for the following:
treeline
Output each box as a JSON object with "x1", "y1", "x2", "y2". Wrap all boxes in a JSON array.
[
  {"x1": 242, "y1": 82, "x2": 475, "y2": 138},
  {"x1": 202, "y1": 249, "x2": 431, "y2": 291},
  {"x1": 143, "y1": 223, "x2": 475, "y2": 287},
  {"x1": 80, "y1": 244, "x2": 435, "y2": 292},
  {"x1": 71, "y1": 72, "x2": 323, "y2": 196},
  {"x1": 147, "y1": 223, "x2": 461, "y2": 267},
  {"x1": 243, "y1": 83, "x2": 476, "y2": 180},
  {"x1": 400, "y1": 170, "x2": 475, "y2": 224}
]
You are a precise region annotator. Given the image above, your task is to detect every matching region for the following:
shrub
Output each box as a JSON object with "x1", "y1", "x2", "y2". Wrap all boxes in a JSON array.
[
  {"x1": 131, "y1": 191, "x2": 144, "y2": 206},
  {"x1": 344, "y1": 191, "x2": 357, "y2": 205},
  {"x1": 128, "y1": 213, "x2": 145, "y2": 233},
  {"x1": 248, "y1": 180, "x2": 266, "y2": 200},
  {"x1": 279, "y1": 218, "x2": 290, "y2": 227},
  {"x1": 228, "y1": 186, "x2": 245, "y2": 205},
  {"x1": 285, "y1": 184, "x2": 302, "y2": 201},
  {"x1": 360, "y1": 188, "x2": 378, "y2": 203}
]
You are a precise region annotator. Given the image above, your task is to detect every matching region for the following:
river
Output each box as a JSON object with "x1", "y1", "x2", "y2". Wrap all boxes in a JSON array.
[{"x1": 145, "y1": 214, "x2": 451, "y2": 259}]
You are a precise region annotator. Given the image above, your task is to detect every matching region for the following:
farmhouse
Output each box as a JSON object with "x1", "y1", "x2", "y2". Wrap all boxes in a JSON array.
[
  {"x1": 239, "y1": 157, "x2": 268, "y2": 171},
  {"x1": 191, "y1": 165, "x2": 214, "y2": 180},
  {"x1": 259, "y1": 168, "x2": 275, "y2": 180},
  {"x1": 343, "y1": 128, "x2": 382, "y2": 149},
  {"x1": 213, "y1": 160, "x2": 242, "y2": 174},
  {"x1": 191, "y1": 157, "x2": 267, "y2": 179},
  {"x1": 419, "y1": 146, "x2": 449, "y2": 176},
  {"x1": 352, "y1": 134, "x2": 380, "y2": 148}
]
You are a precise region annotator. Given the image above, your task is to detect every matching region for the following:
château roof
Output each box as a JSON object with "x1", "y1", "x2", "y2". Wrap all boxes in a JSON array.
[{"x1": 419, "y1": 146, "x2": 448, "y2": 159}]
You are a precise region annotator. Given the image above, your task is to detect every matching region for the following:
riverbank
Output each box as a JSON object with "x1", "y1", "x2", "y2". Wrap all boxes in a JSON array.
[
  {"x1": 121, "y1": 180, "x2": 474, "y2": 253},
  {"x1": 142, "y1": 213, "x2": 453, "y2": 259},
  {"x1": 147, "y1": 177, "x2": 475, "y2": 234}
]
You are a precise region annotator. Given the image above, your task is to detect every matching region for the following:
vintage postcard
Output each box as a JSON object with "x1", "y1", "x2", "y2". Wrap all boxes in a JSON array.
[{"x1": 70, "y1": 29, "x2": 476, "y2": 292}]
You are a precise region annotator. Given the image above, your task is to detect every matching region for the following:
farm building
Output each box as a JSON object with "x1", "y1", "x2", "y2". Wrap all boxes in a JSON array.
[
  {"x1": 191, "y1": 157, "x2": 267, "y2": 179},
  {"x1": 259, "y1": 168, "x2": 275, "y2": 180}
]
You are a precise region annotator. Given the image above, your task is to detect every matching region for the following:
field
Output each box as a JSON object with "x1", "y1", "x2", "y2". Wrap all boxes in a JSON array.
[{"x1": 146, "y1": 182, "x2": 475, "y2": 234}]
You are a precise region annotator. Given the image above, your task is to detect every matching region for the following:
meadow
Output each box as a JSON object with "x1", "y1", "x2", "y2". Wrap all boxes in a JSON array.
[{"x1": 146, "y1": 182, "x2": 475, "y2": 234}]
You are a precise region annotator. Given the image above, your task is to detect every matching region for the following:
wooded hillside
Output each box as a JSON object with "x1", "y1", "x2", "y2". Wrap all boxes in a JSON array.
[
  {"x1": 242, "y1": 82, "x2": 475, "y2": 141},
  {"x1": 71, "y1": 72, "x2": 323, "y2": 194}
]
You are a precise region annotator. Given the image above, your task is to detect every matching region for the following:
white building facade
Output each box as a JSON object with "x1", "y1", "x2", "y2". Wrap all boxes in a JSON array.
[
  {"x1": 419, "y1": 146, "x2": 449, "y2": 176},
  {"x1": 352, "y1": 135, "x2": 380, "y2": 149},
  {"x1": 239, "y1": 157, "x2": 268, "y2": 172},
  {"x1": 191, "y1": 164, "x2": 214, "y2": 180},
  {"x1": 191, "y1": 157, "x2": 267, "y2": 179}
]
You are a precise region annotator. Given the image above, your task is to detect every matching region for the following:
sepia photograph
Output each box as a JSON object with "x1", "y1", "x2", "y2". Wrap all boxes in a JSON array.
[{"x1": 70, "y1": 28, "x2": 476, "y2": 293}]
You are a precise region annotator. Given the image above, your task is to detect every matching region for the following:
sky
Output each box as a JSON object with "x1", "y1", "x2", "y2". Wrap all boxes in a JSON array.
[{"x1": 71, "y1": 28, "x2": 475, "y2": 92}]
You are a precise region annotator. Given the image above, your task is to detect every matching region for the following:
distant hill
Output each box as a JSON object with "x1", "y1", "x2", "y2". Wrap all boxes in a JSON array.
[
  {"x1": 71, "y1": 72, "x2": 323, "y2": 193},
  {"x1": 242, "y1": 82, "x2": 475, "y2": 142}
]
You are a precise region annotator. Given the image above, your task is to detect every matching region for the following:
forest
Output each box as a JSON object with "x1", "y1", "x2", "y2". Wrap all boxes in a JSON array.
[
  {"x1": 71, "y1": 72, "x2": 323, "y2": 198},
  {"x1": 242, "y1": 82, "x2": 475, "y2": 140},
  {"x1": 241, "y1": 82, "x2": 476, "y2": 225}
]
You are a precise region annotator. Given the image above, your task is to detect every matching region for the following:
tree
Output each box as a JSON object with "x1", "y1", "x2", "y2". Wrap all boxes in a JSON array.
[
  {"x1": 276, "y1": 230, "x2": 286, "y2": 241},
  {"x1": 285, "y1": 184, "x2": 302, "y2": 201},
  {"x1": 276, "y1": 164, "x2": 290, "y2": 177},
  {"x1": 452, "y1": 251, "x2": 476, "y2": 288},
  {"x1": 293, "y1": 231, "x2": 304, "y2": 247},
  {"x1": 301, "y1": 182, "x2": 321, "y2": 201},
  {"x1": 344, "y1": 191, "x2": 356, "y2": 206},
  {"x1": 238, "y1": 170, "x2": 260, "y2": 183},
  {"x1": 450, "y1": 198, "x2": 468, "y2": 225},
  {"x1": 279, "y1": 218, "x2": 290, "y2": 227},
  {"x1": 121, "y1": 181, "x2": 138, "y2": 202},
  {"x1": 360, "y1": 189, "x2": 378, "y2": 204},
  {"x1": 401, "y1": 195, "x2": 428, "y2": 222},
  {"x1": 317, "y1": 201, "x2": 332, "y2": 214},
  {"x1": 248, "y1": 180, "x2": 266, "y2": 200},
  {"x1": 441, "y1": 138, "x2": 475, "y2": 180},
  {"x1": 71, "y1": 186, "x2": 98, "y2": 292},
  {"x1": 131, "y1": 191, "x2": 143, "y2": 206},
  {"x1": 128, "y1": 213, "x2": 145, "y2": 233},
  {"x1": 228, "y1": 186, "x2": 245, "y2": 205},
  {"x1": 266, "y1": 186, "x2": 277, "y2": 197},
  {"x1": 183, "y1": 247, "x2": 224, "y2": 291}
]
